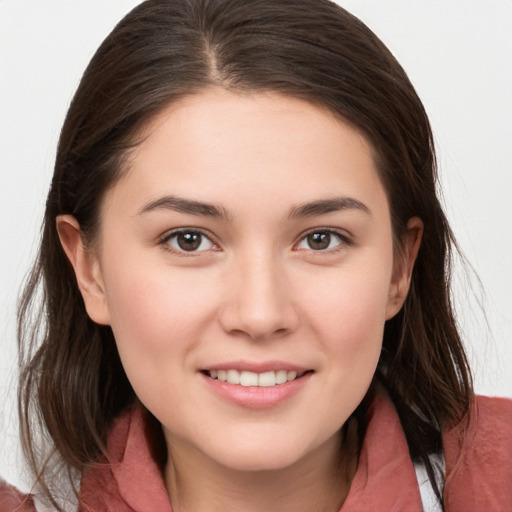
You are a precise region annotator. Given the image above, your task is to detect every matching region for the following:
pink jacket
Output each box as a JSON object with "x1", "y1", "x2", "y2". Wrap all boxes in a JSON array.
[{"x1": 2, "y1": 393, "x2": 511, "y2": 511}]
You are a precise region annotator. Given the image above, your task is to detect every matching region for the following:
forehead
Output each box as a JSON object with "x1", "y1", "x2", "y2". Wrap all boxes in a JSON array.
[{"x1": 105, "y1": 88, "x2": 388, "y2": 220}]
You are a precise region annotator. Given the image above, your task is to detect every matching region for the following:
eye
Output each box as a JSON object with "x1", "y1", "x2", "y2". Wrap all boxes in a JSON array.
[
  {"x1": 295, "y1": 230, "x2": 349, "y2": 251},
  {"x1": 161, "y1": 230, "x2": 216, "y2": 253}
]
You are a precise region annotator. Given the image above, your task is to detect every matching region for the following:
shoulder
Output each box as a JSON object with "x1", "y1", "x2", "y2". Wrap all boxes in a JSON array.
[
  {"x1": 449, "y1": 395, "x2": 512, "y2": 465},
  {"x1": 0, "y1": 479, "x2": 36, "y2": 512},
  {"x1": 443, "y1": 395, "x2": 512, "y2": 511}
]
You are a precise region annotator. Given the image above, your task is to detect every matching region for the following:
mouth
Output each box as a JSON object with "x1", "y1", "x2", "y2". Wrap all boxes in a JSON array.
[
  {"x1": 200, "y1": 364, "x2": 314, "y2": 408},
  {"x1": 202, "y1": 369, "x2": 312, "y2": 387}
]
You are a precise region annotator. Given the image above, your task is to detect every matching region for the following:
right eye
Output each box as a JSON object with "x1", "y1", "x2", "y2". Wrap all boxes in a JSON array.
[{"x1": 161, "y1": 230, "x2": 216, "y2": 254}]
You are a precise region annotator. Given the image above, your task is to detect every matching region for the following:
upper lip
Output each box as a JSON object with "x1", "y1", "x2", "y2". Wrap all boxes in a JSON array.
[{"x1": 200, "y1": 360, "x2": 311, "y2": 373}]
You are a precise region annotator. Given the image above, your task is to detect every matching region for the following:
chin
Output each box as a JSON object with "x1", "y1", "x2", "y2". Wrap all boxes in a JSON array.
[
  {"x1": 202, "y1": 431, "x2": 333, "y2": 473},
  {"x1": 213, "y1": 447, "x2": 304, "y2": 473}
]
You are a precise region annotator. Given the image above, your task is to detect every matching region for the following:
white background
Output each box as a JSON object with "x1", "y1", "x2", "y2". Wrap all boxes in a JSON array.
[{"x1": 1, "y1": 0, "x2": 511, "y2": 490}]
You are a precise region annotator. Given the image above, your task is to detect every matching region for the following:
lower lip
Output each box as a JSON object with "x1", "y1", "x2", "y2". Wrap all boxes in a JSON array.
[{"x1": 200, "y1": 372, "x2": 312, "y2": 409}]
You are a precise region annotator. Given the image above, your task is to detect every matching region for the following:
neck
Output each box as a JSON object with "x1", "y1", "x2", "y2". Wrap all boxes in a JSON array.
[{"x1": 164, "y1": 425, "x2": 357, "y2": 512}]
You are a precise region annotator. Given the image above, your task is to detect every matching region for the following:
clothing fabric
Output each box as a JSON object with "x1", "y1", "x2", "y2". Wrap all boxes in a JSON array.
[{"x1": 2, "y1": 393, "x2": 511, "y2": 511}]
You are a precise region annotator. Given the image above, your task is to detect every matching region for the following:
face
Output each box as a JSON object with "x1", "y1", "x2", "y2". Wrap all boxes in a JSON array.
[{"x1": 61, "y1": 89, "x2": 418, "y2": 474}]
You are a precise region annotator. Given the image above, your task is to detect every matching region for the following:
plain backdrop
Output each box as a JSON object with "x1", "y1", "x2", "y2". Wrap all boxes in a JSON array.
[{"x1": 1, "y1": 0, "x2": 511, "y2": 491}]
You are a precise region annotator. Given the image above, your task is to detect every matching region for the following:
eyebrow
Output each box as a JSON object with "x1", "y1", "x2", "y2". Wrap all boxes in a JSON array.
[
  {"x1": 138, "y1": 195, "x2": 370, "y2": 221},
  {"x1": 288, "y1": 197, "x2": 371, "y2": 219},
  {"x1": 138, "y1": 196, "x2": 231, "y2": 220}
]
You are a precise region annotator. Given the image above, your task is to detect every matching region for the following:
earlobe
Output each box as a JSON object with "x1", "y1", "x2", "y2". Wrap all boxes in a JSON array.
[
  {"x1": 56, "y1": 215, "x2": 111, "y2": 325},
  {"x1": 385, "y1": 217, "x2": 423, "y2": 320}
]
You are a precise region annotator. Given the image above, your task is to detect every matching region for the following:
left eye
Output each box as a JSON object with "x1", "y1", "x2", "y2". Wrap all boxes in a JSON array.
[
  {"x1": 296, "y1": 231, "x2": 346, "y2": 251},
  {"x1": 165, "y1": 231, "x2": 215, "y2": 253}
]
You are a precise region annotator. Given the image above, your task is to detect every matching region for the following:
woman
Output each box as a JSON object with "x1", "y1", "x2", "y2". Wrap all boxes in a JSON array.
[{"x1": 1, "y1": 0, "x2": 511, "y2": 510}]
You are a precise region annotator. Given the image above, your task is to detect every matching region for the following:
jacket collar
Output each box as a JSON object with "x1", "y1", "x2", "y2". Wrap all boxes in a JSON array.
[{"x1": 80, "y1": 392, "x2": 423, "y2": 511}]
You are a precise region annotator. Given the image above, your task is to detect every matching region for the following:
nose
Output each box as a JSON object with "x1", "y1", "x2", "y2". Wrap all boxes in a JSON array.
[{"x1": 219, "y1": 251, "x2": 299, "y2": 341}]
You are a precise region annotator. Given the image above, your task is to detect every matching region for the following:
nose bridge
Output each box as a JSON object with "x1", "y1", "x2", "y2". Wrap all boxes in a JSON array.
[{"x1": 220, "y1": 246, "x2": 298, "y2": 340}]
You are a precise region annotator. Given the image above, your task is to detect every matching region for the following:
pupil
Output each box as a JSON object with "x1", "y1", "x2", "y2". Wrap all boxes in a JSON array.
[
  {"x1": 177, "y1": 232, "x2": 201, "y2": 251},
  {"x1": 308, "y1": 232, "x2": 330, "y2": 250}
]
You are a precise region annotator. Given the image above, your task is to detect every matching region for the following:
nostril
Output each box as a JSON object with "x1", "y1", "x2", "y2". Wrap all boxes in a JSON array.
[{"x1": 218, "y1": 269, "x2": 299, "y2": 340}]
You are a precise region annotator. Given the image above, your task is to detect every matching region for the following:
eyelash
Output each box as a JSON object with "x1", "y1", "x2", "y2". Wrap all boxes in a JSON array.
[
  {"x1": 294, "y1": 228, "x2": 353, "y2": 253},
  {"x1": 157, "y1": 227, "x2": 353, "y2": 256},
  {"x1": 157, "y1": 228, "x2": 219, "y2": 256}
]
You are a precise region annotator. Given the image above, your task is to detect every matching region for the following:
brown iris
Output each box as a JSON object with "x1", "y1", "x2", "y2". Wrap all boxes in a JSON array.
[
  {"x1": 176, "y1": 232, "x2": 202, "y2": 251},
  {"x1": 306, "y1": 232, "x2": 331, "y2": 250}
]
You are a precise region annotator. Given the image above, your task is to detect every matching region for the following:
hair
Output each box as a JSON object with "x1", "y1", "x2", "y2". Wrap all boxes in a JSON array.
[{"x1": 18, "y1": 0, "x2": 473, "y2": 507}]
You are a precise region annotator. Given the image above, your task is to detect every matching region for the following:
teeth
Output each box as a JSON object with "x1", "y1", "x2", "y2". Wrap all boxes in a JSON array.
[
  {"x1": 258, "y1": 371, "x2": 275, "y2": 387},
  {"x1": 275, "y1": 370, "x2": 288, "y2": 384},
  {"x1": 240, "y1": 371, "x2": 259, "y2": 386},
  {"x1": 227, "y1": 369, "x2": 240, "y2": 385},
  {"x1": 207, "y1": 369, "x2": 304, "y2": 387}
]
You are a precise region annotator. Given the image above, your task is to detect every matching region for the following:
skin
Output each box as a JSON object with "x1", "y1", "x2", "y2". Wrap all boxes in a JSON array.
[{"x1": 58, "y1": 89, "x2": 422, "y2": 512}]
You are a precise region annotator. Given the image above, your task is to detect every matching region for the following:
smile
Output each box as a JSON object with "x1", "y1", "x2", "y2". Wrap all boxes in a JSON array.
[
  {"x1": 206, "y1": 369, "x2": 305, "y2": 387},
  {"x1": 200, "y1": 365, "x2": 313, "y2": 408}
]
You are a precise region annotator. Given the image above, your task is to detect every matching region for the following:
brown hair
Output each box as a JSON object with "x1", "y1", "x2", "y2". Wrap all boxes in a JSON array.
[{"x1": 18, "y1": 0, "x2": 472, "y2": 506}]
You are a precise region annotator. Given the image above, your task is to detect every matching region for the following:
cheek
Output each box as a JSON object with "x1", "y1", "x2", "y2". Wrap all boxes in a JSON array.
[
  {"x1": 301, "y1": 258, "x2": 392, "y2": 393},
  {"x1": 100, "y1": 259, "x2": 217, "y2": 394},
  {"x1": 104, "y1": 257, "x2": 211, "y2": 336},
  {"x1": 309, "y1": 263, "x2": 391, "y2": 345},
  {"x1": 327, "y1": 289, "x2": 386, "y2": 382}
]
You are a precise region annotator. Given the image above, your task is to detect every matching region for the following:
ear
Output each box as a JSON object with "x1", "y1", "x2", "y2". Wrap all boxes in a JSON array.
[
  {"x1": 385, "y1": 217, "x2": 423, "y2": 320},
  {"x1": 56, "y1": 215, "x2": 111, "y2": 325}
]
